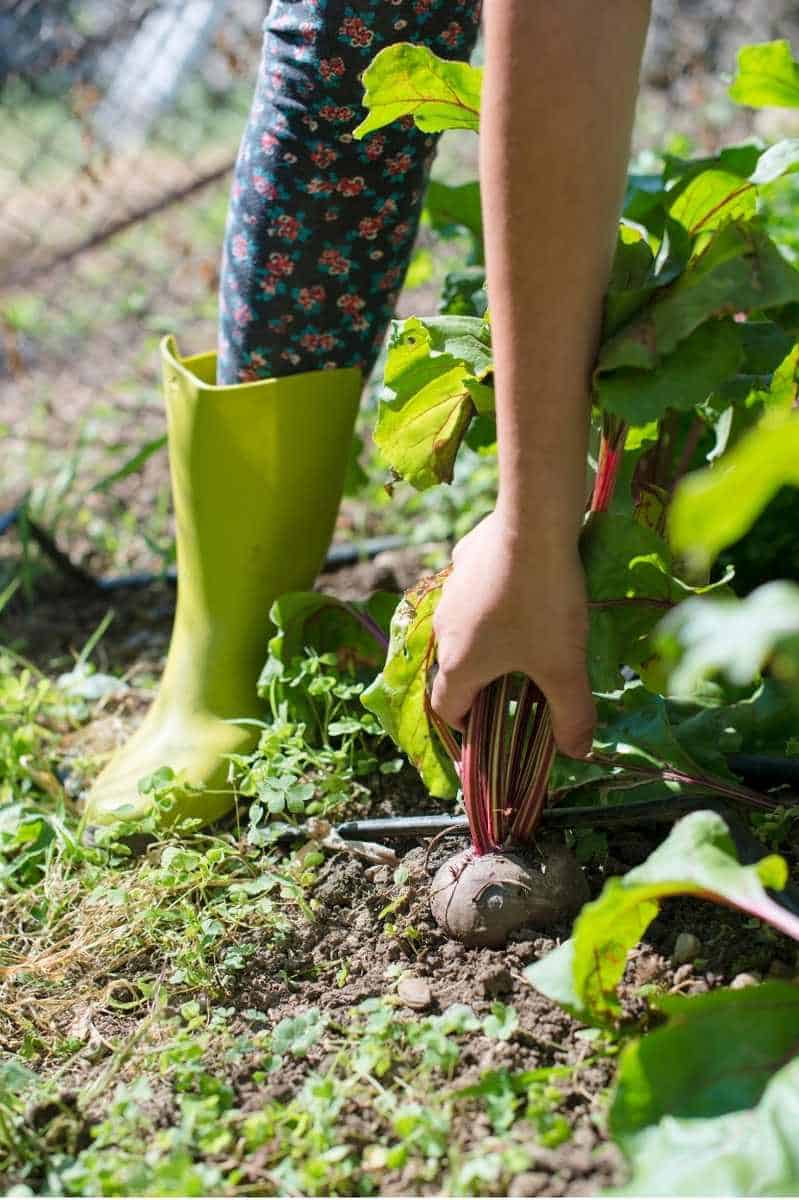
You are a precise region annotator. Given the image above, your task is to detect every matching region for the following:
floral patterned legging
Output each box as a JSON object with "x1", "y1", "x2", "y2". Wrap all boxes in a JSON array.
[{"x1": 217, "y1": 0, "x2": 482, "y2": 385}]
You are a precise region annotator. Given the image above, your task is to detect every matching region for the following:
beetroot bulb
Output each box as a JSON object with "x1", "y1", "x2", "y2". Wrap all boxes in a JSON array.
[{"x1": 425, "y1": 674, "x2": 588, "y2": 947}]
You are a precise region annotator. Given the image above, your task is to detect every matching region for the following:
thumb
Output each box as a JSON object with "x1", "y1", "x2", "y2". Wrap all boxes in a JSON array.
[
  {"x1": 540, "y1": 668, "x2": 596, "y2": 759},
  {"x1": 430, "y1": 662, "x2": 481, "y2": 733}
]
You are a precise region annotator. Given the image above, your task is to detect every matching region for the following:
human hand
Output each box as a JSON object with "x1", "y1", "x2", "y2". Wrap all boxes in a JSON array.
[{"x1": 430, "y1": 506, "x2": 595, "y2": 758}]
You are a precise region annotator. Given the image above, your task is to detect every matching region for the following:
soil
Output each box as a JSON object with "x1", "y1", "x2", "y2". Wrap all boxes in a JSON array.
[
  {"x1": 211, "y1": 827, "x2": 797, "y2": 1197},
  {"x1": 5, "y1": 549, "x2": 798, "y2": 1196},
  {"x1": 250, "y1": 827, "x2": 796, "y2": 1189}
]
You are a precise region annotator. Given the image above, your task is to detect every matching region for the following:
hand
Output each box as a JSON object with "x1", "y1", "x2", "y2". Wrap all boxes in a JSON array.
[{"x1": 430, "y1": 507, "x2": 595, "y2": 758}]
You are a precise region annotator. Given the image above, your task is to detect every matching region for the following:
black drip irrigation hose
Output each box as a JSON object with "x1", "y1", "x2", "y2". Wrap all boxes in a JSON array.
[
  {"x1": 0, "y1": 503, "x2": 407, "y2": 591},
  {"x1": 330, "y1": 794, "x2": 799, "y2": 919}
]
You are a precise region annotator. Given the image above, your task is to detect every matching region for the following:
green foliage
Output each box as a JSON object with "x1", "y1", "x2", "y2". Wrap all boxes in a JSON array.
[
  {"x1": 424, "y1": 180, "x2": 484, "y2": 263},
  {"x1": 90, "y1": 435, "x2": 168, "y2": 494},
  {"x1": 362, "y1": 571, "x2": 457, "y2": 798},
  {"x1": 481, "y1": 1002, "x2": 519, "y2": 1041},
  {"x1": 375, "y1": 315, "x2": 493, "y2": 490},
  {"x1": 720, "y1": 486, "x2": 799, "y2": 596},
  {"x1": 609, "y1": 983, "x2": 799, "y2": 1139},
  {"x1": 353, "y1": 44, "x2": 482, "y2": 139},
  {"x1": 613, "y1": 1057, "x2": 799, "y2": 1196},
  {"x1": 601, "y1": 985, "x2": 799, "y2": 1195},
  {"x1": 525, "y1": 811, "x2": 799, "y2": 1023},
  {"x1": 237, "y1": 622, "x2": 401, "y2": 837},
  {"x1": 657, "y1": 581, "x2": 799, "y2": 698},
  {"x1": 669, "y1": 412, "x2": 799, "y2": 570},
  {"x1": 598, "y1": 318, "x2": 745, "y2": 424},
  {"x1": 581, "y1": 513, "x2": 730, "y2": 691},
  {"x1": 260, "y1": 590, "x2": 396, "y2": 728},
  {"x1": 453, "y1": 1065, "x2": 571, "y2": 1145},
  {"x1": 0, "y1": 655, "x2": 82, "y2": 891},
  {"x1": 591, "y1": 681, "x2": 727, "y2": 779},
  {"x1": 597, "y1": 223, "x2": 799, "y2": 419},
  {"x1": 729, "y1": 40, "x2": 799, "y2": 109}
]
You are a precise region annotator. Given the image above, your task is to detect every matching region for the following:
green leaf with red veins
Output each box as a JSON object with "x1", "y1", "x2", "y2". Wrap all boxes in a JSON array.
[
  {"x1": 669, "y1": 169, "x2": 757, "y2": 234},
  {"x1": 525, "y1": 810, "x2": 799, "y2": 1023},
  {"x1": 361, "y1": 571, "x2": 458, "y2": 799},
  {"x1": 729, "y1": 39, "x2": 799, "y2": 109},
  {"x1": 375, "y1": 316, "x2": 493, "y2": 490},
  {"x1": 353, "y1": 43, "x2": 482, "y2": 138}
]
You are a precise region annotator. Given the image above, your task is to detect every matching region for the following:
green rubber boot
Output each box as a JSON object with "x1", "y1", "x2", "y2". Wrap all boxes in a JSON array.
[{"x1": 83, "y1": 335, "x2": 361, "y2": 828}]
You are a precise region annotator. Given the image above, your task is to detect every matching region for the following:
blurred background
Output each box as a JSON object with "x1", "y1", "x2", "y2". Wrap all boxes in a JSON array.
[{"x1": 3, "y1": 0, "x2": 799, "y2": 594}]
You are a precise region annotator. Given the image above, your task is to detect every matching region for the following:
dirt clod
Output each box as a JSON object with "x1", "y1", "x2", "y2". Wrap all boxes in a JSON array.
[{"x1": 479, "y1": 965, "x2": 513, "y2": 997}]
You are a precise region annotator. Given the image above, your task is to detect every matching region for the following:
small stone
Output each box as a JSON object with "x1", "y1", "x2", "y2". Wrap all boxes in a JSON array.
[
  {"x1": 688, "y1": 979, "x2": 710, "y2": 994},
  {"x1": 672, "y1": 963, "x2": 694, "y2": 987},
  {"x1": 730, "y1": 971, "x2": 761, "y2": 990},
  {"x1": 441, "y1": 941, "x2": 464, "y2": 961},
  {"x1": 397, "y1": 976, "x2": 432, "y2": 1010},
  {"x1": 509, "y1": 940, "x2": 535, "y2": 960},
  {"x1": 509, "y1": 1172, "x2": 549, "y2": 1197},
  {"x1": 480, "y1": 966, "x2": 513, "y2": 998},
  {"x1": 635, "y1": 953, "x2": 665, "y2": 985},
  {"x1": 672, "y1": 932, "x2": 701, "y2": 965}
]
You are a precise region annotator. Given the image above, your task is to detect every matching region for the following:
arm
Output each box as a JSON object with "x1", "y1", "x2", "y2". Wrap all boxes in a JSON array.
[{"x1": 431, "y1": 0, "x2": 651, "y2": 756}]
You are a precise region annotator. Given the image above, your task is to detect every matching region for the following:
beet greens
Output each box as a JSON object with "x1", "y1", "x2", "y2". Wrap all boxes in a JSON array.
[{"x1": 358, "y1": 40, "x2": 799, "y2": 870}]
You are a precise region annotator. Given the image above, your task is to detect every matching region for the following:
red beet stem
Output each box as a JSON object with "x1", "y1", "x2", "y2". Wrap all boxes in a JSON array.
[
  {"x1": 590, "y1": 416, "x2": 628, "y2": 515},
  {"x1": 430, "y1": 417, "x2": 628, "y2": 855}
]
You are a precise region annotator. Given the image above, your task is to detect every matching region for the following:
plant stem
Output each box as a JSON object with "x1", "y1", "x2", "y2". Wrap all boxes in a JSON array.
[
  {"x1": 588, "y1": 752, "x2": 775, "y2": 810},
  {"x1": 590, "y1": 414, "x2": 628, "y2": 514}
]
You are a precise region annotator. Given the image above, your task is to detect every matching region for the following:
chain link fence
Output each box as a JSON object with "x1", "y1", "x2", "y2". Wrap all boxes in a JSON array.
[{"x1": 2, "y1": 0, "x2": 798, "y2": 581}]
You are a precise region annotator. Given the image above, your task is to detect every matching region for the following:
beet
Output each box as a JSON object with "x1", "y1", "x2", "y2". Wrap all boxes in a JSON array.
[{"x1": 429, "y1": 842, "x2": 589, "y2": 948}]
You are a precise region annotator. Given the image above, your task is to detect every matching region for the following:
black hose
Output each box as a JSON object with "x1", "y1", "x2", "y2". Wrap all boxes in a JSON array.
[
  {"x1": 727, "y1": 753, "x2": 799, "y2": 791},
  {"x1": 0, "y1": 504, "x2": 407, "y2": 588},
  {"x1": 331, "y1": 797, "x2": 799, "y2": 918},
  {"x1": 333, "y1": 794, "x2": 742, "y2": 841}
]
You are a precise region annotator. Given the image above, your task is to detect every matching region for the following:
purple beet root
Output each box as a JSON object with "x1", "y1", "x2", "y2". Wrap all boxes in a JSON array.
[{"x1": 429, "y1": 842, "x2": 589, "y2": 948}]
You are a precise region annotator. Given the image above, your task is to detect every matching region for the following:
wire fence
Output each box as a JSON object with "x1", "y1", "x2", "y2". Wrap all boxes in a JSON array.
[{"x1": 2, "y1": 0, "x2": 798, "y2": 580}]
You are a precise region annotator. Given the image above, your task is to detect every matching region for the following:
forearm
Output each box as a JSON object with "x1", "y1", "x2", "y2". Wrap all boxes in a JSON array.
[{"x1": 481, "y1": 0, "x2": 650, "y2": 547}]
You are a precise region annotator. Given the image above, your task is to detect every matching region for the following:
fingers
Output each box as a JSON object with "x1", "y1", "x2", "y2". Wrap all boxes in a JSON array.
[
  {"x1": 540, "y1": 668, "x2": 596, "y2": 759},
  {"x1": 432, "y1": 659, "x2": 596, "y2": 757},
  {"x1": 430, "y1": 658, "x2": 481, "y2": 732}
]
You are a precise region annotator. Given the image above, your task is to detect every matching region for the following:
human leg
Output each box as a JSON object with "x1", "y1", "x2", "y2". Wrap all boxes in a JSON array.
[
  {"x1": 218, "y1": 0, "x2": 482, "y2": 384},
  {"x1": 84, "y1": 0, "x2": 481, "y2": 828}
]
